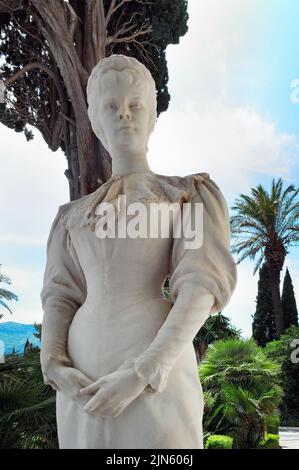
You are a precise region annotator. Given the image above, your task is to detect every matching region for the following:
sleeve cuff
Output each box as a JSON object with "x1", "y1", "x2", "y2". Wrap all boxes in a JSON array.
[{"x1": 133, "y1": 356, "x2": 171, "y2": 393}]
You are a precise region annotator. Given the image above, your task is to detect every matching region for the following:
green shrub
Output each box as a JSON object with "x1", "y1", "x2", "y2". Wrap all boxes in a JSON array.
[
  {"x1": 265, "y1": 414, "x2": 280, "y2": 434},
  {"x1": 200, "y1": 338, "x2": 283, "y2": 449},
  {"x1": 205, "y1": 435, "x2": 233, "y2": 449},
  {"x1": 258, "y1": 434, "x2": 280, "y2": 449},
  {"x1": 0, "y1": 351, "x2": 57, "y2": 449},
  {"x1": 265, "y1": 326, "x2": 299, "y2": 426}
]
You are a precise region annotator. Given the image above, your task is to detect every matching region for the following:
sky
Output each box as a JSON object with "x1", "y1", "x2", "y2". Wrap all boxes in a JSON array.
[{"x1": 1, "y1": 0, "x2": 299, "y2": 337}]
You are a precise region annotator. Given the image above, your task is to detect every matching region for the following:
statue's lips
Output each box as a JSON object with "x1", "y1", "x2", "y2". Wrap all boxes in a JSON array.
[{"x1": 118, "y1": 126, "x2": 134, "y2": 131}]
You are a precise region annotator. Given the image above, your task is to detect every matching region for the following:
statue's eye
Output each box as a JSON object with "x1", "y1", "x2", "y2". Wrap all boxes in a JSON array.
[
  {"x1": 130, "y1": 102, "x2": 141, "y2": 109},
  {"x1": 110, "y1": 103, "x2": 118, "y2": 110}
]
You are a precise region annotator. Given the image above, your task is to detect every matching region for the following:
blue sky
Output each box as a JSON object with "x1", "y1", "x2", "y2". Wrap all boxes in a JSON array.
[{"x1": 1, "y1": 0, "x2": 299, "y2": 337}]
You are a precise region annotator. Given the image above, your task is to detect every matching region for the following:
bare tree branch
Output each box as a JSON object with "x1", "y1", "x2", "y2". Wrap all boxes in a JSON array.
[
  {"x1": 10, "y1": 10, "x2": 44, "y2": 47},
  {"x1": 4, "y1": 61, "x2": 52, "y2": 86},
  {"x1": 62, "y1": 112, "x2": 76, "y2": 127},
  {"x1": 105, "y1": 0, "x2": 153, "y2": 29},
  {"x1": 113, "y1": 11, "x2": 140, "y2": 38},
  {"x1": 65, "y1": 1, "x2": 79, "y2": 38},
  {"x1": 104, "y1": 0, "x2": 117, "y2": 28},
  {"x1": 133, "y1": 39, "x2": 157, "y2": 69},
  {"x1": 105, "y1": 0, "x2": 132, "y2": 28},
  {"x1": 0, "y1": 0, "x2": 22, "y2": 12},
  {"x1": 2, "y1": 60, "x2": 69, "y2": 115},
  {"x1": 106, "y1": 23, "x2": 152, "y2": 46}
]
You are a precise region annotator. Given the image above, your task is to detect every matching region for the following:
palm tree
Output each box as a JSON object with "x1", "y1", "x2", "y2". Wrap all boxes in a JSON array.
[
  {"x1": 0, "y1": 351, "x2": 57, "y2": 449},
  {"x1": 0, "y1": 264, "x2": 18, "y2": 319},
  {"x1": 200, "y1": 338, "x2": 283, "y2": 448},
  {"x1": 194, "y1": 313, "x2": 241, "y2": 362},
  {"x1": 230, "y1": 178, "x2": 299, "y2": 336}
]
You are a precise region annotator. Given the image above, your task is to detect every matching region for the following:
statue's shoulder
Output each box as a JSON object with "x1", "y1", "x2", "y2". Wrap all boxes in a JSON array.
[
  {"x1": 155, "y1": 171, "x2": 212, "y2": 191},
  {"x1": 58, "y1": 190, "x2": 100, "y2": 229}
]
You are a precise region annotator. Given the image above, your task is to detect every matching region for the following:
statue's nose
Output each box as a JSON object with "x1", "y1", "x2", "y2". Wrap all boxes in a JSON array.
[
  {"x1": 119, "y1": 105, "x2": 131, "y2": 121},
  {"x1": 119, "y1": 113, "x2": 130, "y2": 120}
]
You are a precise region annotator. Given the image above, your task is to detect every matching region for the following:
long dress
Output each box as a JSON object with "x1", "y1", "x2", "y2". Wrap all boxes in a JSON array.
[{"x1": 40, "y1": 170, "x2": 237, "y2": 449}]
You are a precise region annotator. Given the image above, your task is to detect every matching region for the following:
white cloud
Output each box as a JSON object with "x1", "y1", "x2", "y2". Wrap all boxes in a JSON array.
[
  {"x1": 0, "y1": 265, "x2": 44, "y2": 324},
  {"x1": 165, "y1": 0, "x2": 263, "y2": 110},
  {"x1": 0, "y1": 234, "x2": 46, "y2": 246},
  {"x1": 225, "y1": 260, "x2": 258, "y2": 338},
  {"x1": 146, "y1": 0, "x2": 298, "y2": 202},
  {"x1": 0, "y1": 124, "x2": 69, "y2": 240},
  {"x1": 0, "y1": 307, "x2": 43, "y2": 325},
  {"x1": 148, "y1": 101, "x2": 298, "y2": 201}
]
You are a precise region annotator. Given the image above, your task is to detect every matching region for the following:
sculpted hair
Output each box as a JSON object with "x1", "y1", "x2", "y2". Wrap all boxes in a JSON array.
[{"x1": 86, "y1": 54, "x2": 157, "y2": 152}]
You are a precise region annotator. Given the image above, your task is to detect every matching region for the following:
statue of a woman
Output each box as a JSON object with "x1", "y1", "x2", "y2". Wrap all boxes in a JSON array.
[{"x1": 40, "y1": 54, "x2": 237, "y2": 449}]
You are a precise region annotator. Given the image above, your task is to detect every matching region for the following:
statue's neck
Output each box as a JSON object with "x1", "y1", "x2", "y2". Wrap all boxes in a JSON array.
[{"x1": 111, "y1": 152, "x2": 152, "y2": 177}]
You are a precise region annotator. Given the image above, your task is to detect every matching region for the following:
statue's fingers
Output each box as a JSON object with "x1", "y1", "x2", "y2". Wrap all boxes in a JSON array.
[
  {"x1": 80, "y1": 381, "x2": 101, "y2": 395},
  {"x1": 83, "y1": 390, "x2": 106, "y2": 412},
  {"x1": 78, "y1": 377, "x2": 93, "y2": 389},
  {"x1": 110, "y1": 405, "x2": 126, "y2": 418},
  {"x1": 75, "y1": 370, "x2": 93, "y2": 385}
]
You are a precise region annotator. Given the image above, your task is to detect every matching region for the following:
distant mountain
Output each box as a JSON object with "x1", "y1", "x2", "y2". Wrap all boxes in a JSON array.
[{"x1": 0, "y1": 322, "x2": 40, "y2": 355}]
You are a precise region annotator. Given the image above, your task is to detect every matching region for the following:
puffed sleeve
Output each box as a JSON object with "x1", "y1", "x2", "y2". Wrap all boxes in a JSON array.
[
  {"x1": 40, "y1": 204, "x2": 87, "y2": 386},
  {"x1": 133, "y1": 173, "x2": 237, "y2": 392},
  {"x1": 169, "y1": 173, "x2": 237, "y2": 313}
]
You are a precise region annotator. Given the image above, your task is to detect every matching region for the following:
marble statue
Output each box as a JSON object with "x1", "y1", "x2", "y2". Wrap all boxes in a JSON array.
[{"x1": 40, "y1": 54, "x2": 237, "y2": 449}]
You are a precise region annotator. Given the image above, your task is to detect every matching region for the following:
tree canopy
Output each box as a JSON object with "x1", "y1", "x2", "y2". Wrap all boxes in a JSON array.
[{"x1": 0, "y1": 0, "x2": 188, "y2": 198}]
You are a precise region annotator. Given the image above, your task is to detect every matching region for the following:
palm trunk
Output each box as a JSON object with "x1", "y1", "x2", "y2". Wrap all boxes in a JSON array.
[
  {"x1": 267, "y1": 265, "x2": 284, "y2": 336},
  {"x1": 195, "y1": 340, "x2": 208, "y2": 363},
  {"x1": 265, "y1": 242, "x2": 286, "y2": 337}
]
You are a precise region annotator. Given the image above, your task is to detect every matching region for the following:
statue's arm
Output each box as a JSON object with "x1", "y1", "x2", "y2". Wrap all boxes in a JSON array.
[
  {"x1": 133, "y1": 174, "x2": 238, "y2": 392},
  {"x1": 132, "y1": 286, "x2": 214, "y2": 392},
  {"x1": 40, "y1": 205, "x2": 88, "y2": 389}
]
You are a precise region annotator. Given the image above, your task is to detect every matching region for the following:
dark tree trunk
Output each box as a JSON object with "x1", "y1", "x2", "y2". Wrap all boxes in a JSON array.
[
  {"x1": 265, "y1": 242, "x2": 287, "y2": 336},
  {"x1": 28, "y1": 0, "x2": 112, "y2": 198},
  {"x1": 63, "y1": 116, "x2": 112, "y2": 200},
  {"x1": 195, "y1": 340, "x2": 208, "y2": 363},
  {"x1": 268, "y1": 266, "x2": 284, "y2": 336}
]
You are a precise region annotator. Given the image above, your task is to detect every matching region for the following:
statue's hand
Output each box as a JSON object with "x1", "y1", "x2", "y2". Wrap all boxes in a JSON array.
[
  {"x1": 79, "y1": 367, "x2": 149, "y2": 418},
  {"x1": 46, "y1": 364, "x2": 93, "y2": 407}
]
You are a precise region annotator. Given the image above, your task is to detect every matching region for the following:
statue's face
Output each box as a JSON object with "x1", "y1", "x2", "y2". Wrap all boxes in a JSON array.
[{"x1": 98, "y1": 74, "x2": 151, "y2": 155}]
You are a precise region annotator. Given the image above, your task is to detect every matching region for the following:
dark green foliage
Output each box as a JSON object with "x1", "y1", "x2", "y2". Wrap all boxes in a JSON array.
[
  {"x1": 265, "y1": 413, "x2": 280, "y2": 434},
  {"x1": 33, "y1": 323, "x2": 42, "y2": 341},
  {"x1": 205, "y1": 434, "x2": 233, "y2": 449},
  {"x1": 282, "y1": 268, "x2": 298, "y2": 329},
  {"x1": 162, "y1": 275, "x2": 171, "y2": 301},
  {"x1": 231, "y1": 178, "x2": 299, "y2": 336},
  {"x1": 200, "y1": 338, "x2": 283, "y2": 449},
  {"x1": 162, "y1": 275, "x2": 241, "y2": 363},
  {"x1": 194, "y1": 313, "x2": 241, "y2": 361},
  {"x1": 231, "y1": 178, "x2": 299, "y2": 276},
  {"x1": 0, "y1": 0, "x2": 188, "y2": 145},
  {"x1": 108, "y1": 0, "x2": 188, "y2": 115},
  {"x1": 265, "y1": 326, "x2": 299, "y2": 426},
  {"x1": 0, "y1": 351, "x2": 57, "y2": 449},
  {"x1": 0, "y1": 264, "x2": 18, "y2": 318},
  {"x1": 23, "y1": 339, "x2": 40, "y2": 355},
  {"x1": 252, "y1": 262, "x2": 277, "y2": 346},
  {"x1": 257, "y1": 434, "x2": 280, "y2": 449}
]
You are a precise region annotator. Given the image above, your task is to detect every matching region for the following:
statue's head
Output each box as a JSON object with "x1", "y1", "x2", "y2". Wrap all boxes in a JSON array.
[{"x1": 87, "y1": 54, "x2": 157, "y2": 155}]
